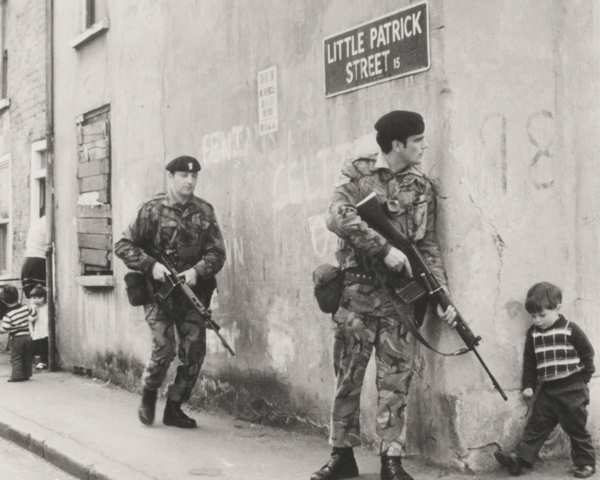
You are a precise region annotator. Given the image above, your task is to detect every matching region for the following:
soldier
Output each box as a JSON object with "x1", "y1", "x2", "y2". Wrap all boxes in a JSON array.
[
  {"x1": 311, "y1": 111, "x2": 457, "y2": 480},
  {"x1": 115, "y1": 155, "x2": 226, "y2": 429}
]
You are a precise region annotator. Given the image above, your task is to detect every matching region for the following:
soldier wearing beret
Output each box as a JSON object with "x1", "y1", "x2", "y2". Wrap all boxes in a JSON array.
[
  {"x1": 115, "y1": 155, "x2": 226, "y2": 429},
  {"x1": 310, "y1": 112, "x2": 457, "y2": 480}
]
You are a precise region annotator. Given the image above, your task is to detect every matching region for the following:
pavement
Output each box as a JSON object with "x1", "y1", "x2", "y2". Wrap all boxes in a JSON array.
[{"x1": 0, "y1": 340, "x2": 594, "y2": 480}]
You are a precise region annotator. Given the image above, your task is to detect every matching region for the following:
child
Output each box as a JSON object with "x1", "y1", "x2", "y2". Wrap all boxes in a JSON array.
[
  {"x1": 0, "y1": 285, "x2": 37, "y2": 382},
  {"x1": 494, "y1": 282, "x2": 596, "y2": 478},
  {"x1": 29, "y1": 286, "x2": 48, "y2": 369}
]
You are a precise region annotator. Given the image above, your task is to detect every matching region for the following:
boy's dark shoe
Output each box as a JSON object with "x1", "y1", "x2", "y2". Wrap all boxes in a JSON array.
[
  {"x1": 138, "y1": 388, "x2": 158, "y2": 425},
  {"x1": 574, "y1": 465, "x2": 595, "y2": 478},
  {"x1": 163, "y1": 398, "x2": 197, "y2": 428},
  {"x1": 381, "y1": 456, "x2": 414, "y2": 480},
  {"x1": 494, "y1": 450, "x2": 524, "y2": 476},
  {"x1": 7, "y1": 377, "x2": 28, "y2": 382},
  {"x1": 310, "y1": 447, "x2": 359, "y2": 480}
]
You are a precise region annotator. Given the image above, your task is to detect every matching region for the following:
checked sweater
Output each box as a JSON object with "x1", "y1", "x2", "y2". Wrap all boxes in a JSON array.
[{"x1": 522, "y1": 315, "x2": 595, "y2": 390}]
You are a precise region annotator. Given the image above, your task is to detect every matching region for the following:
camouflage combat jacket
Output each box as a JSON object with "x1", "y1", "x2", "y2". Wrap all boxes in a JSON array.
[
  {"x1": 327, "y1": 152, "x2": 447, "y2": 292},
  {"x1": 114, "y1": 190, "x2": 226, "y2": 280}
]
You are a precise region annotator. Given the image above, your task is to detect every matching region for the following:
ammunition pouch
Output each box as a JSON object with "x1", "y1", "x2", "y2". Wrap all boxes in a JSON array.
[
  {"x1": 124, "y1": 271, "x2": 153, "y2": 307},
  {"x1": 344, "y1": 268, "x2": 427, "y2": 305},
  {"x1": 313, "y1": 264, "x2": 344, "y2": 314}
]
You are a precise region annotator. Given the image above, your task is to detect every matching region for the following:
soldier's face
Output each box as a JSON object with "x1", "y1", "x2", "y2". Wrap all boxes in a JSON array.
[
  {"x1": 397, "y1": 134, "x2": 427, "y2": 165},
  {"x1": 169, "y1": 171, "x2": 198, "y2": 198}
]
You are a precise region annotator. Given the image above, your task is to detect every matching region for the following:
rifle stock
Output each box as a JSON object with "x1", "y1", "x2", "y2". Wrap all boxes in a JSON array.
[{"x1": 356, "y1": 192, "x2": 507, "y2": 401}]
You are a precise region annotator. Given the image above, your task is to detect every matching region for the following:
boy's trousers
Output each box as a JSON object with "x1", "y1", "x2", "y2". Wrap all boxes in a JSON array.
[
  {"x1": 10, "y1": 334, "x2": 33, "y2": 380},
  {"x1": 516, "y1": 380, "x2": 595, "y2": 467}
]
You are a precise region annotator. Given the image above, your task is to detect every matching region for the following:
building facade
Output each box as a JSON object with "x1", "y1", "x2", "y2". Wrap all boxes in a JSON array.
[
  {"x1": 0, "y1": 0, "x2": 48, "y2": 291},
  {"x1": 50, "y1": 0, "x2": 599, "y2": 470}
]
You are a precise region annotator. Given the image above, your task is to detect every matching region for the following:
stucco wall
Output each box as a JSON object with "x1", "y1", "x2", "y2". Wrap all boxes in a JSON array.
[{"x1": 51, "y1": 0, "x2": 599, "y2": 469}]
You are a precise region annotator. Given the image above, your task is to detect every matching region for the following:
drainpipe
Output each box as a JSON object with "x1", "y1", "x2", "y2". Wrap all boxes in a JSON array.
[{"x1": 45, "y1": 0, "x2": 56, "y2": 371}]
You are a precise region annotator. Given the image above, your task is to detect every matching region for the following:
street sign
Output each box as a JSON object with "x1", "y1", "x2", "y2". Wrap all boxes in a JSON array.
[{"x1": 323, "y1": 2, "x2": 430, "y2": 97}]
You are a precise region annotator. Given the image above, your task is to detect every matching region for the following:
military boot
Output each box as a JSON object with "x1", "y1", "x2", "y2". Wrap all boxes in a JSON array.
[
  {"x1": 310, "y1": 447, "x2": 359, "y2": 480},
  {"x1": 381, "y1": 456, "x2": 413, "y2": 480},
  {"x1": 138, "y1": 389, "x2": 158, "y2": 426},
  {"x1": 163, "y1": 398, "x2": 197, "y2": 428}
]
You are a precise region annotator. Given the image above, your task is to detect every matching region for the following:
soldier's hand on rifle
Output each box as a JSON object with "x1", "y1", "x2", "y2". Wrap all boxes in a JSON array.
[
  {"x1": 152, "y1": 262, "x2": 170, "y2": 282},
  {"x1": 182, "y1": 268, "x2": 198, "y2": 287},
  {"x1": 436, "y1": 287, "x2": 457, "y2": 328},
  {"x1": 384, "y1": 247, "x2": 413, "y2": 277}
]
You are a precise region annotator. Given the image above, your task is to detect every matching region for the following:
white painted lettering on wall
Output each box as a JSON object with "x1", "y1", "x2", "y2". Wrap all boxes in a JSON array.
[
  {"x1": 258, "y1": 66, "x2": 278, "y2": 136},
  {"x1": 266, "y1": 297, "x2": 295, "y2": 372},
  {"x1": 272, "y1": 133, "x2": 377, "y2": 212},
  {"x1": 308, "y1": 213, "x2": 336, "y2": 258},
  {"x1": 201, "y1": 125, "x2": 254, "y2": 165},
  {"x1": 224, "y1": 237, "x2": 244, "y2": 266}
]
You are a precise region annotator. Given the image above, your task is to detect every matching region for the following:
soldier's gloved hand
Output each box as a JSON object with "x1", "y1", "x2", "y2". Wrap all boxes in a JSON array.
[
  {"x1": 383, "y1": 247, "x2": 413, "y2": 277},
  {"x1": 152, "y1": 262, "x2": 170, "y2": 282},
  {"x1": 182, "y1": 268, "x2": 198, "y2": 287}
]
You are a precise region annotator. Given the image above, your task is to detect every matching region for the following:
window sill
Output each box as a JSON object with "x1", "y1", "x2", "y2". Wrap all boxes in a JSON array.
[
  {"x1": 0, "y1": 98, "x2": 11, "y2": 113},
  {"x1": 76, "y1": 275, "x2": 114, "y2": 288},
  {"x1": 70, "y1": 18, "x2": 110, "y2": 49}
]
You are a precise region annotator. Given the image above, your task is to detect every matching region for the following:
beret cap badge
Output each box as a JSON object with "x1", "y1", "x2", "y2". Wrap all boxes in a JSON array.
[{"x1": 166, "y1": 155, "x2": 201, "y2": 173}]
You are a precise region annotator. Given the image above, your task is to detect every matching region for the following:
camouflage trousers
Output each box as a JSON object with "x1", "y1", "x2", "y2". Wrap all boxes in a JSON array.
[
  {"x1": 329, "y1": 295, "x2": 417, "y2": 457},
  {"x1": 142, "y1": 296, "x2": 206, "y2": 404}
]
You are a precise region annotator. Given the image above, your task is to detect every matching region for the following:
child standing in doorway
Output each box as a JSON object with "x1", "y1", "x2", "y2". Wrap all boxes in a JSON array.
[{"x1": 29, "y1": 286, "x2": 48, "y2": 370}]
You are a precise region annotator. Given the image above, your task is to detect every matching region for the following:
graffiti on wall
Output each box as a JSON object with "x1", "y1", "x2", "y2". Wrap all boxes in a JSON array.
[
  {"x1": 479, "y1": 109, "x2": 556, "y2": 192},
  {"x1": 527, "y1": 110, "x2": 555, "y2": 189}
]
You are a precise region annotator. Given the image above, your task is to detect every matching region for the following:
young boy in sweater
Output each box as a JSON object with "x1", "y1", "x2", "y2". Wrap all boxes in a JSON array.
[
  {"x1": 495, "y1": 282, "x2": 596, "y2": 478},
  {"x1": 0, "y1": 286, "x2": 36, "y2": 382}
]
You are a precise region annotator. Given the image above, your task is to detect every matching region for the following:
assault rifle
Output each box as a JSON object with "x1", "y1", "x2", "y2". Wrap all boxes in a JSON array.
[
  {"x1": 157, "y1": 249, "x2": 235, "y2": 357},
  {"x1": 356, "y1": 192, "x2": 507, "y2": 401}
]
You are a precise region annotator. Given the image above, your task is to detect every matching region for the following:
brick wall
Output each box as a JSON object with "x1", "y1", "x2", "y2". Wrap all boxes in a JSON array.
[{"x1": 0, "y1": 0, "x2": 47, "y2": 278}]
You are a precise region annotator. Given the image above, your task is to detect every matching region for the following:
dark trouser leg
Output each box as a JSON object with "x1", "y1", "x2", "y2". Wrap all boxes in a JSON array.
[
  {"x1": 141, "y1": 302, "x2": 177, "y2": 391},
  {"x1": 10, "y1": 336, "x2": 25, "y2": 379},
  {"x1": 166, "y1": 307, "x2": 206, "y2": 404},
  {"x1": 374, "y1": 308, "x2": 416, "y2": 457},
  {"x1": 516, "y1": 388, "x2": 559, "y2": 466},
  {"x1": 33, "y1": 338, "x2": 49, "y2": 364},
  {"x1": 22, "y1": 336, "x2": 33, "y2": 378},
  {"x1": 38, "y1": 337, "x2": 49, "y2": 364},
  {"x1": 329, "y1": 307, "x2": 375, "y2": 448},
  {"x1": 554, "y1": 383, "x2": 596, "y2": 467},
  {"x1": 10, "y1": 336, "x2": 33, "y2": 380}
]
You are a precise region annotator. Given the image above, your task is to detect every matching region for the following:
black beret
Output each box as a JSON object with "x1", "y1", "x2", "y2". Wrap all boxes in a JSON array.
[
  {"x1": 165, "y1": 156, "x2": 201, "y2": 173},
  {"x1": 374, "y1": 111, "x2": 424, "y2": 142}
]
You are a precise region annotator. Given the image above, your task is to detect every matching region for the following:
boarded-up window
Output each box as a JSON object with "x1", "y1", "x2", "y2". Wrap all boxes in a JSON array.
[{"x1": 76, "y1": 105, "x2": 112, "y2": 275}]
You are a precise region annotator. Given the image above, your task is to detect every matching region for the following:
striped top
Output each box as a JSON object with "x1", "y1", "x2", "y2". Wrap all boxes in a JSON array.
[
  {"x1": 0, "y1": 304, "x2": 37, "y2": 337},
  {"x1": 522, "y1": 315, "x2": 595, "y2": 389}
]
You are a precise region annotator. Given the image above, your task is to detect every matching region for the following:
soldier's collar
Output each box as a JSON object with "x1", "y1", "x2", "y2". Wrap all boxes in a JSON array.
[
  {"x1": 166, "y1": 188, "x2": 198, "y2": 207},
  {"x1": 372, "y1": 151, "x2": 423, "y2": 177}
]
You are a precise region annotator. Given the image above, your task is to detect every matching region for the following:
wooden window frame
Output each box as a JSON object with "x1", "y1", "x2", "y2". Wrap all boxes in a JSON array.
[{"x1": 75, "y1": 105, "x2": 113, "y2": 279}]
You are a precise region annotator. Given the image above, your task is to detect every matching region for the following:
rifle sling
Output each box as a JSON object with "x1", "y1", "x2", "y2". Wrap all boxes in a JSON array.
[{"x1": 376, "y1": 273, "x2": 469, "y2": 357}]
